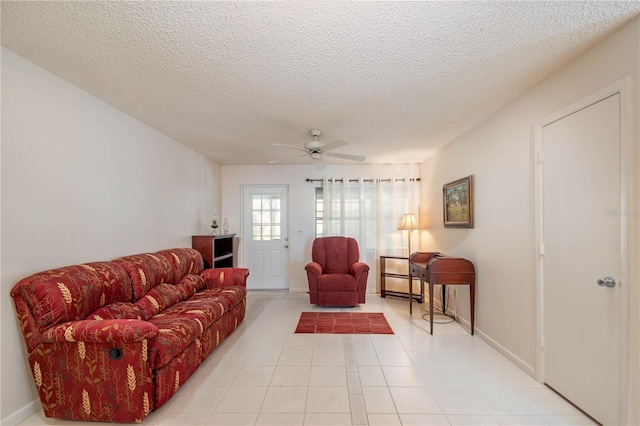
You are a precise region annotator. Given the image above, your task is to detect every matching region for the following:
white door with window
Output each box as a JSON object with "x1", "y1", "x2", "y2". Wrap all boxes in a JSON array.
[
  {"x1": 242, "y1": 186, "x2": 288, "y2": 290},
  {"x1": 538, "y1": 89, "x2": 626, "y2": 425}
]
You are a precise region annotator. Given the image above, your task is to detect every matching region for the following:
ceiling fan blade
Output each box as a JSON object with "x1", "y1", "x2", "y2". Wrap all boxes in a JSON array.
[
  {"x1": 321, "y1": 138, "x2": 350, "y2": 152},
  {"x1": 326, "y1": 152, "x2": 366, "y2": 162},
  {"x1": 268, "y1": 153, "x2": 308, "y2": 164},
  {"x1": 272, "y1": 143, "x2": 309, "y2": 153}
]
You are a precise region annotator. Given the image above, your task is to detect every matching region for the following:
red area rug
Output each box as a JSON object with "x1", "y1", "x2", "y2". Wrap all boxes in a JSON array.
[{"x1": 294, "y1": 312, "x2": 394, "y2": 334}]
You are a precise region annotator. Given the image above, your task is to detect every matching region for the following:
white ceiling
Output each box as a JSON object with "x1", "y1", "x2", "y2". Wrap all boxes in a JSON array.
[{"x1": 2, "y1": 1, "x2": 639, "y2": 166}]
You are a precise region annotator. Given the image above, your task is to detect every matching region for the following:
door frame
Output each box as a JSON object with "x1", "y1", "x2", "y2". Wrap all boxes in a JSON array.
[
  {"x1": 534, "y1": 78, "x2": 630, "y2": 423},
  {"x1": 240, "y1": 184, "x2": 290, "y2": 290}
]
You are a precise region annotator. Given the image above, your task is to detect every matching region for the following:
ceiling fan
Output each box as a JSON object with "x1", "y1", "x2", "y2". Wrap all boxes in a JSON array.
[{"x1": 269, "y1": 129, "x2": 366, "y2": 170}]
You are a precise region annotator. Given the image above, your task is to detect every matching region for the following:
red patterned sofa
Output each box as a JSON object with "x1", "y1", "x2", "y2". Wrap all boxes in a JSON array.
[{"x1": 10, "y1": 247, "x2": 249, "y2": 423}]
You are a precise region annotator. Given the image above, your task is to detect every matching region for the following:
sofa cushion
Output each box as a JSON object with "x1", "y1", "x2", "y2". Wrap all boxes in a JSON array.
[
  {"x1": 175, "y1": 274, "x2": 205, "y2": 299},
  {"x1": 113, "y1": 253, "x2": 173, "y2": 300},
  {"x1": 146, "y1": 316, "x2": 204, "y2": 368},
  {"x1": 145, "y1": 287, "x2": 245, "y2": 368},
  {"x1": 89, "y1": 302, "x2": 143, "y2": 320},
  {"x1": 189, "y1": 287, "x2": 247, "y2": 311},
  {"x1": 155, "y1": 298, "x2": 226, "y2": 330},
  {"x1": 135, "y1": 283, "x2": 184, "y2": 320},
  {"x1": 156, "y1": 248, "x2": 204, "y2": 283},
  {"x1": 11, "y1": 262, "x2": 132, "y2": 332}
]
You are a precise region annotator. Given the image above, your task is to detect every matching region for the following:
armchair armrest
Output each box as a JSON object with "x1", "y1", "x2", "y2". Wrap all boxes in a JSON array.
[
  {"x1": 350, "y1": 262, "x2": 370, "y2": 280},
  {"x1": 201, "y1": 268, "x2": 249, "y2": 289},
  {"x1": 41, "y1": 319, "x2": 158, "y2": 344},
  {"x1": 304, "y1": 262, "x2": 323, "y2": 281},
  {"x1": 305, "y1": 262, "x2": 323, "y2": 304},
  {"x1": 351, "y1": 261, "x2": 370, "y2": 304}
]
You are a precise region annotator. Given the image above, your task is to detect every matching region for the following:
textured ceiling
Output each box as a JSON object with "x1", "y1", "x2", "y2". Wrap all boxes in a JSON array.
[{"x1": 2, "y1": 1, "x2": 639, "y2": 166}]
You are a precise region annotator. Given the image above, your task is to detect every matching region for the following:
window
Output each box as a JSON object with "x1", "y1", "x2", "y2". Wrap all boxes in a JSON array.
[
  {"x1": 316, "y1": 181, "x2": 377, "y2": 247},
  {"x1": 315, "y1": 180, "x2": 416, "y2": 250}
]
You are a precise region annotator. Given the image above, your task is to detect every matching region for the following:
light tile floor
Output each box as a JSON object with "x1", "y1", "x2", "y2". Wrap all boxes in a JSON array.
[{"x1": 18, "y1": 291, "x2": 596, "y2": 426}]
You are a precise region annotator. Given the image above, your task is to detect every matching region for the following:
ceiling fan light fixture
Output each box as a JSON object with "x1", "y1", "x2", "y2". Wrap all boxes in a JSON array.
[
  {"x1": 306, "y1": 141, "x2": 324, "y2": 150},
  {"x1": 270, "y1": 128, "x2": 366, "y2": 166}
]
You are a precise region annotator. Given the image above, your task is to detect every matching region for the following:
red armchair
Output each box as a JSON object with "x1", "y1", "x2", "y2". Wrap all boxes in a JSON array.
[{"x1": 305, "y1": 236, "x2": 370, "y2": 306}]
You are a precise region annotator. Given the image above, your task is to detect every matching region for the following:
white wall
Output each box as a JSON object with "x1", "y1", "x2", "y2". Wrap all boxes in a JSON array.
[
  {"x1": 419, "y1": 18, "x2": 639, "y2": 423},
  {"x1": 0, "y1": 48, "x2": 222, "y2": 424},
  {"x1": 221, "y1": 164, "x2": 419, "y2": 292}
]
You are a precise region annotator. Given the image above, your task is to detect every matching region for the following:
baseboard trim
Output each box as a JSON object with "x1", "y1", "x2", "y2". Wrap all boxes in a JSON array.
[
  {"x1": 455, "y1": 316, "x2": 537, "y2": 379},
  {"x1": 2, "y1": 398, "x2": 41, "y2": 426}
]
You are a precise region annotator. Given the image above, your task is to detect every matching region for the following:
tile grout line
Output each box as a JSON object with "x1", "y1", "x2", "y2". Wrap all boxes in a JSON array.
[{"x1": 344, "y1": 335, "x2": 368, "y2": 425}]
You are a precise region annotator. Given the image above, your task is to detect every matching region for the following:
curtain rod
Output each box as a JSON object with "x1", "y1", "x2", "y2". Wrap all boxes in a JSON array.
[{"x1": 305, "y1": 178, "x2": 421, "y2": 183}]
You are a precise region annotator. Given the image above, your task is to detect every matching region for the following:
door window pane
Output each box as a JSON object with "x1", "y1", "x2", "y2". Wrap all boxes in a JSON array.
[{"x1": 251, "y1": 193, "x2": 281, "y2": 241}]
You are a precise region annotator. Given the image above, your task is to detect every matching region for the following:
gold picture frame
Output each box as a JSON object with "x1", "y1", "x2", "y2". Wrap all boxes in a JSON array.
[{"x1": 443, "y1": 175, "x2": 474, "y2": 228}]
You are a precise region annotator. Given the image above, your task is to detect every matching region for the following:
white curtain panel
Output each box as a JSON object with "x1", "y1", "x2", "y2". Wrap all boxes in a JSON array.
[{"x1": 321, "y1": 178, "x2": 419, "y2": 294}]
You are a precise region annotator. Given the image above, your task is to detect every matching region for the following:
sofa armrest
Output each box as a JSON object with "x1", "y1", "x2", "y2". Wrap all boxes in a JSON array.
[
  {"x1": 41, "y1": 319, "x2": 158, "y2": 344},
  {"x1": 201, "y1": 268, "x2": 249, "y2": 289}
]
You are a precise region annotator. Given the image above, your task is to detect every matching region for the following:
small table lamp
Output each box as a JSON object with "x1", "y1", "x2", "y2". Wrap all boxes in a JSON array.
[{"x1": 398, "y1": 213, "x2": 419, "y2": 256}]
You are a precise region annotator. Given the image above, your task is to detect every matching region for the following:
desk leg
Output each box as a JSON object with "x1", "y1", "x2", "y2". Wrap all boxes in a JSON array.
[
  {"x1": 409, "y1": 274, "x2": 413, "y2": 314},
  {"x1": 429, "y1": 281, "x2": 434, "y2": 335},
  {"x1": 470, "y1": 281, "x2": 475, "y2": 335},
  {"x1": 442, "y1": 285, "x2": 447, "y2": 312}
]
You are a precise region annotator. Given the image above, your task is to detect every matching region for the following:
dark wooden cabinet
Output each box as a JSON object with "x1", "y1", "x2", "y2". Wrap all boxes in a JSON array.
[{"x1": 192, "y1": 234, "x2": 236, "y2": 269}]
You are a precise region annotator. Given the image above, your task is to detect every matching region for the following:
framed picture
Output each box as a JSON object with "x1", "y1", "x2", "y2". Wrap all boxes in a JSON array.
[{"x1": 443, "y1": 175, "x2": 474, "y2": 228}]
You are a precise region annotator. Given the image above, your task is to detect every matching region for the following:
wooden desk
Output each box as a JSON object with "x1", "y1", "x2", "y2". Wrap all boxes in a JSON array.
[
  {"x1": 409, "y1": 252, "x2": 476, "y2": 335},
  {"x1": 380, "y1": 255, "x2": 423, "y2": 302}
]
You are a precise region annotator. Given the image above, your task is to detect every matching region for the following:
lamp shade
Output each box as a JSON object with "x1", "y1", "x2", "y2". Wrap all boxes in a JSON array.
[{"x1": 398, "y1": 213, "x2": 419, "y2": 231}]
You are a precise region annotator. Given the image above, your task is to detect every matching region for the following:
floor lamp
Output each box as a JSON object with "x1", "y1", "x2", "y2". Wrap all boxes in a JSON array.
[{"x1": 398, "y1": 213, "x2": 419, "y2": 257}]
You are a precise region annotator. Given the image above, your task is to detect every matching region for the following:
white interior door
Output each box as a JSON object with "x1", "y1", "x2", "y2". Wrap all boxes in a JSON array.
[
  {"x1": 541, "y1": 93, "x2": 622, "y2": 425},
  {"x1": 242, "y1": 186, "x2": 288, "y2": 290}
]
